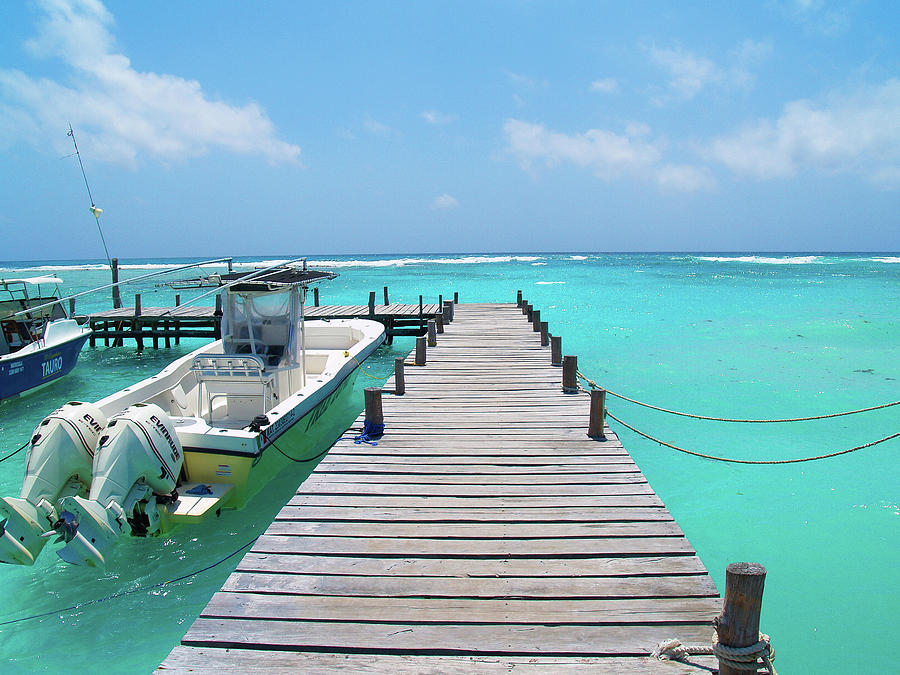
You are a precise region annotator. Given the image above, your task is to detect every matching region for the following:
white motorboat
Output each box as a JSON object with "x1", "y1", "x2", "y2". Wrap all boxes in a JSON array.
[
  {"x1": 0, "y1": 263, "x2": 384, "y2": 567},
  {"x1": 0, "y1": 276, "x2": 91, "y2": 402}
]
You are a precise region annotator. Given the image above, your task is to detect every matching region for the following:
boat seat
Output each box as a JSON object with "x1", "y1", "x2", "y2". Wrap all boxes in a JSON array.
[{"x1": 190, "y1": 355, "x2": 274, "y2": 424}]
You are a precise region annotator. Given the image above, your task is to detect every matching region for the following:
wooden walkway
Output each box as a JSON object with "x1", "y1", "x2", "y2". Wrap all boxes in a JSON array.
[{"x1": 159, "y1": 303, "x2": 721, "y2": 672}]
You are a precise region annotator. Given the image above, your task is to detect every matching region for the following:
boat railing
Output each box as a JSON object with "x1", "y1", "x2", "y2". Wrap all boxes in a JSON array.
[{"x1": 190, "y1": 354, "x2": 274, "y2": 424}]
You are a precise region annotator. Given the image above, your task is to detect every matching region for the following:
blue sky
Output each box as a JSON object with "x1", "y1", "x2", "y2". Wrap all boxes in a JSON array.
[{"x1": 1, "y1": 0, "x2": 898, "y2": 259}]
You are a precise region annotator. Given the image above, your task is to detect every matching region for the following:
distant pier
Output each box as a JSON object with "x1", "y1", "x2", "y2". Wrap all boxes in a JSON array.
[{"x1": 159, "y1": 301, "x2": 733, "y2": 672}]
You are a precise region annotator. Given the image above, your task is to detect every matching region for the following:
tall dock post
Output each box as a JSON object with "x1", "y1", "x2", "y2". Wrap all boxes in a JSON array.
[
  {"x1": 313, "y1": 287, "x2": 319, "y2": 306},
  {"x1": 516, "y1": 290, "x2": 523, "y2": 307},
  {"x1": 588, "y1": 388, "x2": 606, "y2": 438},
  {"x1": 435, "y1": 313, "x2": 444, "y2": 334},
  {"x1": 715, "y1": 563, "x2": 769, "y2": 675},
  {"x1": 540, "y1": 321, "x2": 549, "y2": 346},
  {"x1": 111, "y1": 257, "x2": 122, "y2": 309},
  {"x1": 383, "y1": 286, "x2": 389, "y2": 305},
  {"x1": 393, "y1": 357, "x2": 406, "y2": 396},
  {"x1": 427, "y1": 319, "x2": 437, "y2": 347},
  {"x1": 368, "y1": 291, "x2": 376, "y2": 317},
  {"x1": 532, "y1": 310, "x2": 541, "y2": 331},
  {"x1": 134, "y1": 293, "x2": 143, "y2": 352},
  {"x1": 562, "y1": 355, "x2": 578, "y2": 392}
]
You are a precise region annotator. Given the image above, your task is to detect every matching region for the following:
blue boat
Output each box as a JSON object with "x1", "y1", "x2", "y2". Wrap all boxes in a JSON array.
[{"x1": 0, "y1": 277, "x2": 91, "y2": 402}]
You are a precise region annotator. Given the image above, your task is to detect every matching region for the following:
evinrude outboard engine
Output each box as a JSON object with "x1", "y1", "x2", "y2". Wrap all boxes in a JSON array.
[
  {"x1": 54, "y1": 403, "x2": 183, "y2": 567},
  {"x1": 0, "y1": 402, "x2": 105, "y2": 565}
]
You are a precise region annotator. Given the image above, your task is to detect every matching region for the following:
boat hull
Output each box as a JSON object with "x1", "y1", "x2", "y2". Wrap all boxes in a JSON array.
[{"x1": 0, "y1": 331, "x2": 90, "y2": 402}]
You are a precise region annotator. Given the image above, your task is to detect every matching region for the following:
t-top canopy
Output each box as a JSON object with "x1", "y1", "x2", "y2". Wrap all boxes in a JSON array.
[{"x1": 218, "y1": 267, "x2": 337, "y2": 293}]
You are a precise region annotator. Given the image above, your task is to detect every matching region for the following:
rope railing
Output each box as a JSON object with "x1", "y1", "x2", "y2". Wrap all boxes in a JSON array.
[
  {"x1": 607, "y1": 409, "x2": 899, "y2": 464},
  {"x1": 577, "y1": 370, "x2": 900, "y2": 423}
]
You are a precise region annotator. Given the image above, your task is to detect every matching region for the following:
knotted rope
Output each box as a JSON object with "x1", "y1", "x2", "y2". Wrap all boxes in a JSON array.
[{"x1": 654, "y1": 632, "x2": 776, "y2": 674}]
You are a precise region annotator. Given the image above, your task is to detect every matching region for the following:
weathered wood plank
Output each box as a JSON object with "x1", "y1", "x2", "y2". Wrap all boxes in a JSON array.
[{"x1": 273, "y1": 506, "x2": 674, "y2": 523}]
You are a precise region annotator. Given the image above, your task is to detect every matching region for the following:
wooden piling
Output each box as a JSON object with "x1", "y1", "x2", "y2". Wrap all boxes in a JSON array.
[
  {"x1": 415, "y1": 336, "x2": 427, "y2": 366},
  {"x1": 383, "y1": 286, "x2": 389, "y2": 305},
  {"x1": 715, "y1": 563, "x2": 768, "y2": 675},
  {"x1": 393, "y1": 357, "x2": 406, "y2": 396},
  {"x1": 562, "y1": 355, "x2": 578, "y2": 392},
  {"x1": 134, "y1": 294, "x2": 143, "y2": 352},
  {"x1": 532, "y1": 309, "x2": 541, "y2": 331},
  {"x1": 435, "y1": 313, "x2": 444, "y2": 334},
  {"x1": 540, "y1": 321, "x2": 549, "y2": 346},
  {"x1": 526, "y1": 304, "x2": 534, "y2": 322},
  {"x1": 516, "y1": 289, "x2": 523, "y2": 307},
  {"x1": 368, "y1": 291, "x2": 376, "y2": 316},
  {"x1": 588, "y1": 388, "x2": 607, "y2": 438},
  {"x1": 442, "y1": 301, "x2": 452, "y2": 324},
  {"x1": 453, "y1": 291, "x2": 458, "y2": 304},
  {"x1": 427, "y1": 319, "x2": 437, "y2": 347},
  {"x1": 551, "y1": 335, "x2": 562, "y2": 366},
  {"x1": 419, "y1": 295, "x2": 424, "y2": 318},
  {"x1": 68, "y1": 297, "x2": 76, "y2": 318},
  {"x1": 111, "y1": 257, "x2": 122, "y2": 309},
  {"x1": 363, "y1": 387, "x2": 383, "y2": 426},
  {"x1": 313, "y1": 287, "x2": 319, "y2": 307},
  {"x1": 174, "y1": 294, "x2": 181, "y2": 345}
]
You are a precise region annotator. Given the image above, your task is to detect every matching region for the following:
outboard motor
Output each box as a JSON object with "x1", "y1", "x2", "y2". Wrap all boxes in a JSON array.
[
  {"x1": 55, "y1": 403, "x2": 183, "y2": 567},
  {"x1": 0, "y1": 402, "x2": 105, "y2": 565}
]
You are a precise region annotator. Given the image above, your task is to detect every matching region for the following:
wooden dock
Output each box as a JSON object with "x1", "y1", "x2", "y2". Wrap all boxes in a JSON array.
[
  {"x1": 159, "y1": 303, "x2": 722, "y2": 672},
  {"x1": 83, "y1": 301, "x2": 442, "y2": 349}
]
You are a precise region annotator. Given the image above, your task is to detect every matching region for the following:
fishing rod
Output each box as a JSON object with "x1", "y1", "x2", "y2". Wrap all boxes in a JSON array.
[{"x1": 67, "y1": 124, "x2": 112, "y2": 268}]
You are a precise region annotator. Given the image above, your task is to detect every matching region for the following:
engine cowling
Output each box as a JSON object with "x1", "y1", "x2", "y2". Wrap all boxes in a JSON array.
[{"x1": 0, "y1": 401, "x2": 105, "y2": 565}]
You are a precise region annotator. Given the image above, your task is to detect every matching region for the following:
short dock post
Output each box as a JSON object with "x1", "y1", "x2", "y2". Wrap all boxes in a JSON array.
[
  {"x1": 418, "y1": 295, "x2": 424, "y2": 318},
  {"x1": 521, "y1": 299, "x2": 528, "y2": 315},
  {"x1": 383, "y1": 286, "x2": 389, "y2": 305},
  {"x1": 393, "y1": 357, "x2": 406, "y2": 396},
  {"x1": 526, "y1": 304, "x2": 534, "y2": 322},
  {"x1": 427, "y1": 319, "x2": 437, "y2": 347},
  {"x1": 516, "y1": 290, "x2": 523, "y2": 307},
  {"x1": 540, "y1": 321, "x2": 549, "y2": 346},
  {"x1": 68, "y1": 297, "x2": 76, "y2": 318},
  {"x1": 551, "y1": 335, "x2": 562, "y2": 366},
  {"x1": 562, "y1": 355, "x2": 578, "y2": 392},
  {"x1": 111, "y1": 257, "x2": 122, "y2": 309},
  {"x1": 368, "y1": 291, "x2": 376, "y2": 316},
  {"x1": 532, "y1": 309, "x2": 541, "y2": 331},
  {"x1": 415, "y1": 336, "x2": 427, "y2": 366},
  {"x1": 313, "y1": 287, "x2": 319, "y2": 306},
  {"x1": 453, "y1": 292, "x2": 458, "y2": 304},
  {"x1": 442, "y1": 300, "x2": 452, "y2": 324},
  {"x1": 588, "y1": 388, "x2": 606, "y2": 438},
  {"x1": 715, "y1": 562, "x2": 769, "y2": 675},
  {"x1": 364, "y1": 387, "x2": 384, "y2": 427},
  {"x1": 435, "y1": 312, "x2": 444, "y2": 334},
  {"x1": 438, "y1": 294, "x2": 443, "y2": 311}
]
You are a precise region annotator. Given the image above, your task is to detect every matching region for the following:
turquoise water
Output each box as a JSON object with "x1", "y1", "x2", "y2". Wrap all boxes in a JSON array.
[{"x1": 0, "y1": 253, "x2": 897, "y2": 673}]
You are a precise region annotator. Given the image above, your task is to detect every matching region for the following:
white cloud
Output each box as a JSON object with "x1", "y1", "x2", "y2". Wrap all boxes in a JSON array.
[
  {"x1": 645, "y1": 40, "x2": 772, "y2": 103},
  {"x1": 363, "y1": 114, "x2": 393, "y2": 135},
  {"x1": 431, "y1": 193, "x2": 459, "y2": 210},
  {"x1": 589, "y1": 78, "x2": 619, "y2": 94},
  {"x1": 422, "y1": 109, "x2": 458, "y2": 125},
  {"x1": 503, "y1": 118, "x2": 713, "y2": 192},
  {"x1": 707, "y1": 80, "x2": 900, "y2": 187},
  {"x1": 0, "y1": 0, "x2": 300, "y2": 166}
]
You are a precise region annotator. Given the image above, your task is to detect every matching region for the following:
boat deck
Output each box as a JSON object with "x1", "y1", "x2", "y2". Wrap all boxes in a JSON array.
[{"x1": 159, "y1": 303, "x2": 721, "y2": 672}]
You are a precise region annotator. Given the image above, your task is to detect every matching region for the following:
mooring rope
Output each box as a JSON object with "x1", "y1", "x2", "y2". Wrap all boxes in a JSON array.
[
  {"x1": 608, "y1": 409, "x2": 899, "y2": 464},
  {"x1": 654, "y1": 633, "x2": 776, "y2": 674},
  {"x1": 351, "y1": 355, "x2": 393, "y2": 381},
  {"x1": 0, "y1": 535, "x2": 259, "y2": 627},
  {"x1": 0, "y1": 441, "x2": 28, "y2": 463},
  {"x1": 577, "y1": 371, "x2": 900, "y2": 423}
]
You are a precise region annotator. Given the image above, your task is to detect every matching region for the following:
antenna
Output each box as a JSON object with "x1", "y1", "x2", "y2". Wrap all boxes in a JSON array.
[{"x1": 67, "y1": 124, "x2": 112, "y2": 268}]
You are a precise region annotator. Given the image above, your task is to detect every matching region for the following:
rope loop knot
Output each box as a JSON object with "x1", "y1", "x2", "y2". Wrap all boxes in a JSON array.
[{"x1": 714, "y1": 633, "x2": 775, "y2": 672}]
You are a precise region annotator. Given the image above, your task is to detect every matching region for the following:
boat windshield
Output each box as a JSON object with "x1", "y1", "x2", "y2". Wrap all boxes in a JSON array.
[
  {"x1": 221, "y1": 286, "x2": 299, "y2": 367},
  {"x1": 0, "y1": 277, "x2": 66, "y2": 322}
]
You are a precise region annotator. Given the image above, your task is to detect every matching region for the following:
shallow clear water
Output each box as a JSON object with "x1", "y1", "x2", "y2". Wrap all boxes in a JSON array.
[{"x1": 0, "y1": 253, "x2": 897, "y2": 673}]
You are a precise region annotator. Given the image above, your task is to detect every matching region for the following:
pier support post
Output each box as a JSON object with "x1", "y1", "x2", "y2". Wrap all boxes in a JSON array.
[
  {"x1": 516, "y1": 290, "x2": 522, "y2": 307},
  {"x1": 134, "y1": 294, "x2": 143, "y2": 352},
  {"x1": 174, "y1": 294, "x2": 181, "y2": 345},
  {"x1": 532, "y1": 310, "x2": 541, "y2": 331},
  {"x1": 588, "y1": 388, "x2": 606, "y2": 438},
  {"x1": 435, "y1": 313, "x2": 444, "y2": 334},
  {"x1": 68, "y1": 297, "x2": 76, "y2": 318},
  {"x1": 551, "y1": 335, "x2": 562, "y2": 366},
  {"x1": 562, "y1": 355, "x2": 578, "y2": 392},
  {"x1": 715, "y1": 563, "x2": 768, "y2": 675},
  {"x1": 383, "y1": 286, "x2": 389, "y2": 305},
  {"x1": 364, "y1": 387, "x2": 384, "y2": 427},
  {"x1": 526, "y1": 304, "x2": 533, "y2": 322},
  {"x1": 443, "y1": 300, "x2": 453, "y2": 323},
  {"x1": 368, "y1": 291, "x2": 376, "y2": 316},
  {"x1": 415, "y1": 336, "x2": 427, "y2": 366},
  {"x1": 540, "y1": 321, "x2": 549, "y2": 346},
  {"x1": 393, "y1": 357, "x2": 406, "y2": 396},
  {"x1": 313, "y1": 287, "x2": 319, "y2": 306},
  {"x1": 521, "y1": 299, "x2": 528, "y2": 315},
  {"x1": 111, "y1": 257, "x2": 122, "y2": 309},
  {"x1": 419, "y1": 295, "x2": 424, "y2": 318},
  {"x1": 427, "y1": 319, "x2": 437, "y2": 347},
  {"x1": 453, "y1": 292, "x2": 459, "y2": 304},
  {"x1": 214, "y1": 295, "x2": 223, "y2": 340}
]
